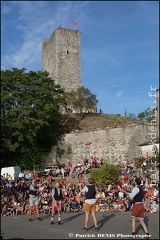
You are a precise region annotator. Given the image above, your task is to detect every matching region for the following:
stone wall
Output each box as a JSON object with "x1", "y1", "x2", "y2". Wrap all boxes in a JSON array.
[{"x1": 43, "y1": 124, "x2": 151, "y2": 167}]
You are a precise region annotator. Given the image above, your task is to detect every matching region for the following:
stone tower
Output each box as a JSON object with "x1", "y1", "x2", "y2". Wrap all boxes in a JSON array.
[{"x1": 42, "y1": 27, "x2": 82, "y2": 92}]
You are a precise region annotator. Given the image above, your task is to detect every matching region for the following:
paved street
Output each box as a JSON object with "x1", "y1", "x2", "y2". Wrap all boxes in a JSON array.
[{"x1": 1, "y1": 211, "x2": 159, "y2": 239}]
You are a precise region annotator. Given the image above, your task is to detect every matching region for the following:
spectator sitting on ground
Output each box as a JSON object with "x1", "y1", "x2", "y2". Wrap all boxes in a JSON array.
[
  {"x1": 96, "y1": 187, "x2": 105, "y2": 199},
  {"x1": 43, "y1": 201, "x2": 51, "y2": 214},
  {"x1": 118, "y1": 189, "x2": 125, "y2": 200},
  {"x1": 153, "y1": 188, "x2": 159, "y2": 199},
  {"x1": 125, "y1": 199, "x2": 132, "y2": 212},
  {"x1": 112, "y1": 200, "x2": 119, "y2": 212},
  {"x1": 144, "y1": 197, "x2": 152, "y2": 213},
  {"x1": 23, "y1": 200, "x2": 30, "y2": 215},
  {"x1": 97, "y1": 198, "x2": 104, "y2": 212},
  {"x1": 146, "y1": 187, "x2": 154, "y2": 197},
  {"x1": 118, "y1": 199, "x2": 126, "y2": 212},
  {"x1": 150, "y1": 200, "x2": 159, "y2": 213},
  {"x1": 1, "y1": 202, "x2": 12, "y2": 216},
  {"x1": 102, "y1": 200, "x2": 109, "y2": 212},
  {"x1": 70, "y1": 197, "x2": 79, "y2": 212},
  {"x1": 63, "y1": 199, "x2": 70, "y2": 213}
]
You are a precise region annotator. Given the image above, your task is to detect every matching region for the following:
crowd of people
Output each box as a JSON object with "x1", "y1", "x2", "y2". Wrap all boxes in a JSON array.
[{"x1": 1, "y1": 157, "x2": 159, "y2": 219}]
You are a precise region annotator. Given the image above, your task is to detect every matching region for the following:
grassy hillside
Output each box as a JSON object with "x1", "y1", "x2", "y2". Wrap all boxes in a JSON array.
[{"x1": 62, "y1": 113, "x2": 145, "y2": 132}]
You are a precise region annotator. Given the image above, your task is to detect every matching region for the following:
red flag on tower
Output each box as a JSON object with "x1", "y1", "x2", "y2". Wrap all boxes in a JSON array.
[{"x1": 72, "y1": 21, "x2": 77, "y2": 25}]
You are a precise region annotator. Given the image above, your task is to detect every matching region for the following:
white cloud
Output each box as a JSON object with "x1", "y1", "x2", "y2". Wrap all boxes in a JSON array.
[
  {"x1": 1, "y1": 4, "x2": 12, "y2": 14},
  {"x1": 116, "y1": 90, "x2": 124, "y2": 98}
]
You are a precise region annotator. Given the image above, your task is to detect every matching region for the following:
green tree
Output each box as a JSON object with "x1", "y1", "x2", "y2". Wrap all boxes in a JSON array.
[
  {"x1": 66, "y1": 86, "x2": 98, "y2": 119},
  {"x1": 89, "y1": 163, "x2": 119, "y2": 188},
  {"x1": 1, "y1": 68, "x2": 67, "y2": 169},
  {"x1": 128, "y1": 113, "x2": 137, "y2": 119},
  {"x1": 137, "y1": 107, "x2": 155, "y2": 122}
]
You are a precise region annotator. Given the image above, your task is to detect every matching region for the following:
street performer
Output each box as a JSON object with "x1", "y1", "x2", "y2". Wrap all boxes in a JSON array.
[
  {"x1": 121, "y1": 177, "x2": 150, "y2": 239},
  {"x1": 50, "y1": 182, "x2": 63, "y2": 225},
  {"x1": 80, "y1": 178, "x2": 99, "y2": 231},
  {"x1": 29, "y1": 178, "x2": 43, "y2": 222}
]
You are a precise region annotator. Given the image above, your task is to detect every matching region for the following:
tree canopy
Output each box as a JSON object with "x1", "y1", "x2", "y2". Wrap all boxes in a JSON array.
[
  {"x1": 1, "y1": 68, "x2": 67, "y2": 169},
  {"x1": 89, "y1": 163, "x2": 119, "y2": 188},
  {"x1": 66, "y1": 86, "x2": 98, "y2": 119},
  {"x1": 137, "y1": 107, "x2": 155, "y2": 122}
]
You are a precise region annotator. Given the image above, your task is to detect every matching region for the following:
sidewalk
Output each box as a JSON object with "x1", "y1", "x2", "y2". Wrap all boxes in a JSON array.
[{"x1": 1, "y1": 211, "x2": 159, "y2": 239}]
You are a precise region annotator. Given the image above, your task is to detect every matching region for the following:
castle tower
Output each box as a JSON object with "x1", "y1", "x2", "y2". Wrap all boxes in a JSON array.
[{"x1": 42, "y1": 27, "x2": 82, "y2": 92}]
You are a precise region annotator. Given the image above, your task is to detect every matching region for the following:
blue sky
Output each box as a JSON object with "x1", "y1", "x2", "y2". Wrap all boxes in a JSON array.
[{"x1": 1, "y1": 1, "x2": 159, "y2": 116}]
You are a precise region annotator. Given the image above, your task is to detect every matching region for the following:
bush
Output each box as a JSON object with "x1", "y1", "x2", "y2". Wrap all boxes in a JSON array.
[{"x1": 89, "y1": 163, "x2": 119, "y2": 188}]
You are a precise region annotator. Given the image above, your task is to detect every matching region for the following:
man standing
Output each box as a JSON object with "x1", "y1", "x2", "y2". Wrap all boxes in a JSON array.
[
  {"x1": 80, "y1": 178, "x2": 99, "y2": 231},
  {"x1": 51, "y1": 182, "x2": 63, "y2": 225},
  {"x1": 121, "y1": 177, "x2": 150, "y2": 239},
  {"x1": 29, "y1": 178, "x2": 43, "y2": 222}
]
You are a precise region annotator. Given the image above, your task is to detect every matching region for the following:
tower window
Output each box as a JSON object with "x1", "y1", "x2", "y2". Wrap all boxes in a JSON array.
[{"x1": 67, "y1": 50, "x2": 69, "y2": 54}]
